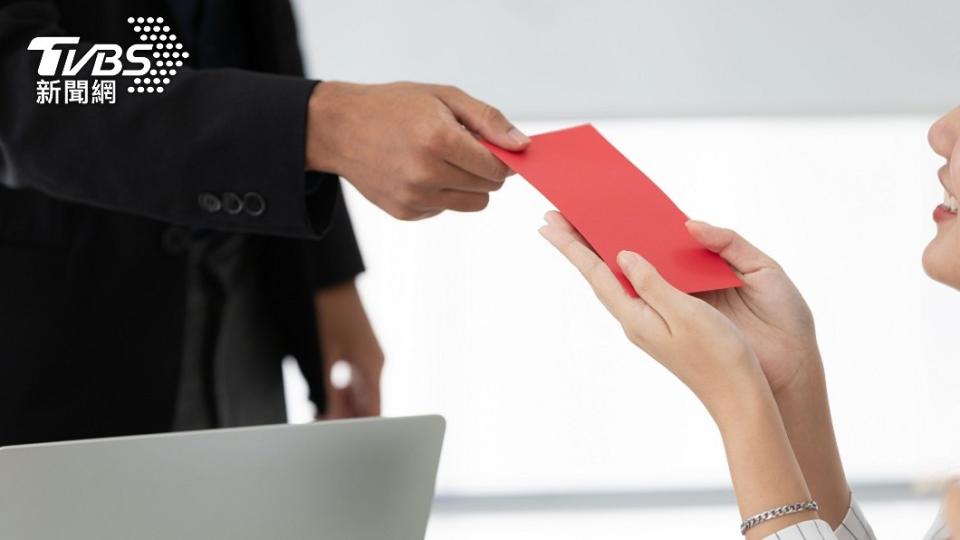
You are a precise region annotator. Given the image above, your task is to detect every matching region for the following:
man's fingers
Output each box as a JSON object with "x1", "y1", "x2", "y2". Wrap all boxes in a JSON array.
[
  {"x1": 432, "y1": 161, "x2": 504, "y2": 193},
  {"x1": 435, "y1": 86, "x2": 530, "y2": 151},
  {"x1": 323, "y1": 388, "x2": 353, "y2": 420},
  {"x1": 616, "y1": 250, "x2": 689, "y2": 322},
  {"x1": 431, "y1": 190, "x2": 491, "y2": 213},
  {"x1": 360, "y1": 389, "x2": 381, "y2": 417},
  {"x1": 685, "y1": 220, "x2": 778, "y2": 274},
  {"x1": 442, "y1": 124, "x2": 514, "y2": 182},
  {"x1": 351, "y1": 372, "x2": 382, "y2": 417}
]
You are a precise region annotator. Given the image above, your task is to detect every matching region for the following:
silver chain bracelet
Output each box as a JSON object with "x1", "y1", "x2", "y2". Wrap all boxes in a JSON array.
[{"x1": 740, "y1": 500, "x2": 818, "y2": 535}]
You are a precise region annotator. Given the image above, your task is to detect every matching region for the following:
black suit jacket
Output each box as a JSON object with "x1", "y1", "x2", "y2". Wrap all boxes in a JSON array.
[{"x1": 0, "y1": 0, "x2": 364, "y2": 446}]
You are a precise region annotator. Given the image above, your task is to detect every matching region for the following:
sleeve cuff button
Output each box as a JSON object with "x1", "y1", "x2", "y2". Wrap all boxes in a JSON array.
[
  {"x1": 198, "y1": 192, "x2": 222, "y2": 213},
  {"x1": 222, "y1": 192, "x2": 243, "y2": 215},
  {"x1": 243, "y1": 192, "x2": 266, "y2": 216}
]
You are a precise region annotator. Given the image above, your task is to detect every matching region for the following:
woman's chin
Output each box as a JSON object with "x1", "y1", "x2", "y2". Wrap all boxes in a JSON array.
[{"x1": 922, "y1": 230, "x2": 960, "y2": 290}]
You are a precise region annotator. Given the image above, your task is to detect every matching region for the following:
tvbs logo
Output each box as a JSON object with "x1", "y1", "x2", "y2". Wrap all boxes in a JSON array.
[
  {"x1": 28, "y1": 16, "x2": 188, "y2": 104},
  {"x1": 29, "y1": 37, "x2": 152, "y2": 77}
]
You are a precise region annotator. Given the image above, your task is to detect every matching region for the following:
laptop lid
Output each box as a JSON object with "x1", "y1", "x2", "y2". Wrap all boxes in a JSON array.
[{"x1": 0, "y1": 415, "x2": 445, "y2": 540}]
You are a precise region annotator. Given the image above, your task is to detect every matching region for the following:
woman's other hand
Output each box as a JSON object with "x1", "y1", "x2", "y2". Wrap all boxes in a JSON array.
[
  {"x1": 686, "y1": 221, "x2": 850, "y2": 528},
  {"x1": 685, "y1": 221, "x2": 820, "y2": 396}
]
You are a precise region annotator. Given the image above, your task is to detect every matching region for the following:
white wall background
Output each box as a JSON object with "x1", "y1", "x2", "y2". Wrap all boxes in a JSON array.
[
  {"x1": 283, "y1": 2, "x2": 959, "y2": 536},
  {"x1": 291, "y1": 0, "x2": 960, "y2": 118}
]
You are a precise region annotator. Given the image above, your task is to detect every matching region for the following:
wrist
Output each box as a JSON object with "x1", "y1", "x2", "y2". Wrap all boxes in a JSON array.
[
  {"x1": 773, "y1": 361, "x2": 836, "y2": 446},
  {"x1": 315, "y1": 277, "x2": 358, "y2": 297},
  {"x1": 306, "y1": 80, "x2": 354, "y2": 174},
  {"x1": 772, "y1": 350, "x2": 826, "y2": 404},
  {"x1": 770, "y1": 350, "x2": 850, "y2": 528},
  {"x1": 710, "y1": 371, "x2": 816, "y2": 538},
  {"x1": 692, "y1": 347, "x2": 774, "y2": 430},
  {"x1": 313, "y1": 278, "x2": 359, "y2": 318},
  {"x1": 704, "y1": 364, "x2": 778, "y2": 434},
  {"x1": 714, "y1": 387, "x2": 780, "y2": 439}
]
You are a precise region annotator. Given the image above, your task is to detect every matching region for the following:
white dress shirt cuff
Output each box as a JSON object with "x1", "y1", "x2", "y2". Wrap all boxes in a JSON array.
[
  {"x1": 763, "y1": 495, "x2": 876, "y2": 540},
  {"x1": 761, "y1": 519, "x2": 835, "y2": 540},
  {"x1": 834, "y1": 496, "x2": 875, "y2": 540}
]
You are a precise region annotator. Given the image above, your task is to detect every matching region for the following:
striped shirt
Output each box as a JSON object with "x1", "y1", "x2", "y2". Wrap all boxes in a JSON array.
[{"x1": 763, "y1": 497, "x2": 948, "y2": 540}]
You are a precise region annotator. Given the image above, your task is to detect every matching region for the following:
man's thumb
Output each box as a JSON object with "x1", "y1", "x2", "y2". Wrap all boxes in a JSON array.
[{"x1": 436, "y1": 86, "x2": 529, "y2": 150}]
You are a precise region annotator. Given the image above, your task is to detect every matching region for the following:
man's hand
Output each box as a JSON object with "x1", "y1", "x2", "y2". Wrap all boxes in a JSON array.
[
  {"x1": 314, "y1": 280, "x2": 384, "y2": 419},
  {"x1": 305, "y1": 81, "x2": 529, "y2": 220}
]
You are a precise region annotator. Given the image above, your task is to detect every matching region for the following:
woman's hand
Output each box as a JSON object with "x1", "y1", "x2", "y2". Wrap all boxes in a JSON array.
[
  {"x1": 540, "y1": 211, "x2": 819, "y2": 537},
  {"x1": 539, "y1": 211, "x2": 766, "y2": 418},
  {"x1": 685, "y1": 221, "x2": 820, "y2": 396}
]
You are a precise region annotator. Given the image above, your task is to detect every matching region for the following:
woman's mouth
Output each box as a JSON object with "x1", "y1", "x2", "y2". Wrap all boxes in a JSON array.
[{"x1": 934, "y1": 188, "x2": 958, "y2": 223}]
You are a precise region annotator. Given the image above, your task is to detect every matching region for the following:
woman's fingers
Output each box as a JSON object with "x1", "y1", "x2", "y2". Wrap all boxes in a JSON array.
[
  {"x1": 539, "y1": 223, "x2": 633, "y2": 319},
  {"x1": 543, "y1": 211, "x2": 595, "y2": 251},
  {"x1": 685, "y1": 220, "x2": 779, "y2": 275},
  {"x1": 540, "y1": 215, "x2": 674, "y2": 345},
  {"x1": 616, "y1": 251, "x2": 690, "y2": 326},
  {"x1": 547, "y1": 211, "x2": 688, "y2": 316}
]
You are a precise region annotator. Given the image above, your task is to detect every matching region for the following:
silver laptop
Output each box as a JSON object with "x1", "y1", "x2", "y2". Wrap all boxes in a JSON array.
[{"x1": 0, "y1": 415, "x2": 445, "y2": 540}]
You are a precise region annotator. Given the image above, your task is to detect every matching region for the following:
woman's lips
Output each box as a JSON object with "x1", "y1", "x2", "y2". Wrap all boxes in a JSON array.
[
  {"x1": 934, "y1": 204, "x2": 957, "y2": 223},
  {"x1": 934, "y1": 187, "x2": 958, "y2": 223}
]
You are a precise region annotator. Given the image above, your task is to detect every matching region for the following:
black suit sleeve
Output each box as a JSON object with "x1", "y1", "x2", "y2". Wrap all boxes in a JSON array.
[
  {"x1": 301, "y1": 181, "x2": 365, "y2": 290},
  {"x1": 0, "y1": 1, "x2": 340, "y2": 238}
]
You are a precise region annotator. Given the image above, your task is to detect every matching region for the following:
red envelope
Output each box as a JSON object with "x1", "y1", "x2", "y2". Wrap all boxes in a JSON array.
[{"x1": 484, "y1": 124, "x2": 741, "y2": 294}]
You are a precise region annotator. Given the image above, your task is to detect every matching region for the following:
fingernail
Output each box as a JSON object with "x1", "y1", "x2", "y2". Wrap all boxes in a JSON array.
[
  {"x1": 686, "y1": 219, "x2": 710, "y2": 227},
  {"x1": 508, "y1": 127, "x2": 530, "y2": 145},
  {"x1": 617, "y1": 250, "x2": 639, "y2": 270}
]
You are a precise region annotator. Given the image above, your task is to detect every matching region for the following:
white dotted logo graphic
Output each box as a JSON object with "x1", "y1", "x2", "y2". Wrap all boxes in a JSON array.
[
  {"x1": 125, "y1": 16, "x2": 189, "y2": 95},
  {"x1": 27, "y1": 16, "x2": 191, "y2": 104}
]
